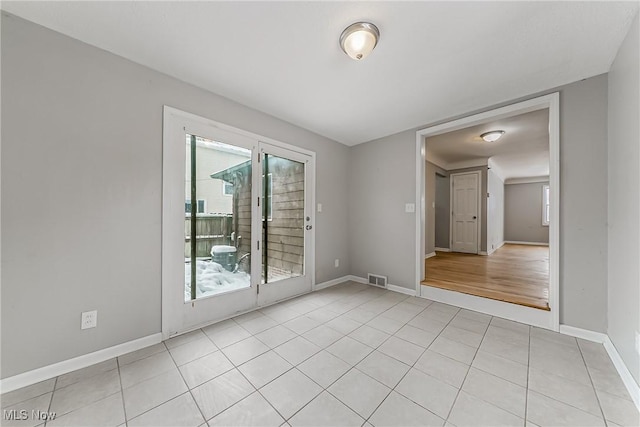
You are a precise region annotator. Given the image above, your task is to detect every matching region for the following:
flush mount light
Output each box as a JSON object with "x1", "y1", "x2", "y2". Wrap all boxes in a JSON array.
[
  {"x1": 340, "y1": 22, "x2": 380, "y2": 60},
  {"x1": 480, "y1": 130, "x2": 505, "y2": 142}
]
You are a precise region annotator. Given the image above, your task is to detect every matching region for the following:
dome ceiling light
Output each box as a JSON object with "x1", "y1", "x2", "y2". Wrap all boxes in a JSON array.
[
  {"x1": 480, "y1": 130, "x2": 505, "y2": 142},
  {"x1": 339, "y1": 22, "x2": 380, "y2": 61}
]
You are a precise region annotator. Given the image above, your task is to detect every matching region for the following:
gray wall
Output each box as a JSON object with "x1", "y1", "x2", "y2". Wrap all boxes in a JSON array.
[
  {"x1": 349, "y1": 74, "x2": 609, "y2": 333},
  {"x1": 448, "y1": 166, "x2": 488, "y2": 253},
  {"x1": 1, "y1": 14, "x2": 350, "y2": 378},
  {"x1": 487, "y1": 169, "x2": 505, "y2": 253},
  {"x1": 435, "y1": 173, "x2": 450, "y2": 249},
  {"x1": 425, "y1": 161, "x2": 448, "y2": 254},
  {"x1": 607, "y1": 12, "x2": 639, "y2": 384},
  {"x1": 504, "y1": 182, "x2": 550, "y2": 244},
  {"x1": 348, "y1": 129, "x2": 417, "y2": 287}
]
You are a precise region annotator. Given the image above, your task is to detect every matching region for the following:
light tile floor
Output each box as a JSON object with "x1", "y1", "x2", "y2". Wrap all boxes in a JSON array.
[{"x1": 2, "y1": 281, "x2": 638, "y2": 427}]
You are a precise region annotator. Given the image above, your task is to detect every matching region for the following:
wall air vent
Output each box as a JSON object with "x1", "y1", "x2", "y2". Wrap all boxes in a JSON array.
[{"x1": 367, "y1": 273, "x2": 388, "y2": 289}]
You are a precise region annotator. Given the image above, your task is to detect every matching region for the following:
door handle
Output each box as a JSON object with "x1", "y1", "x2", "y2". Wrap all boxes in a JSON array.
[
  {"x1": 306, "y1": 225, "x2": 312, "y2": 230},
  {"x1": 473, "y1": 216, "x2": 477, "y2": 219}
]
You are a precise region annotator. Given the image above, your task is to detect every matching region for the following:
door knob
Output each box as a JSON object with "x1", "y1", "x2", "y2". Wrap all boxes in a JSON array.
[
  {"x1": 306, "y1": 225, "x2": 312, "y2": 230},
  {"x1": 473, "y1": 216, "x2": 477, "y2": 219}
]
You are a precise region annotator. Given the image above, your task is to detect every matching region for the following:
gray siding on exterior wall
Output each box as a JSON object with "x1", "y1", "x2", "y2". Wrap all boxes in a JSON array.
[{"x1": 1, "y1": 14, "x2": 350, "y2": 379}]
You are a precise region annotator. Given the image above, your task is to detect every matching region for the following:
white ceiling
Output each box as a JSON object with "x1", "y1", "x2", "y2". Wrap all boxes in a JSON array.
[
  {"x1": 3, "y1": 1, "x2": 638, "y2": 146},
  {"x1": 426, "y1": 109, "x2": 549, "y2": 180}
]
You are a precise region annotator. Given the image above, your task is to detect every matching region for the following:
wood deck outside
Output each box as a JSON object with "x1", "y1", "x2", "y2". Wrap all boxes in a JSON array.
[{"x1": 421, "y1": 244, "x2": 550, "y2": 310}]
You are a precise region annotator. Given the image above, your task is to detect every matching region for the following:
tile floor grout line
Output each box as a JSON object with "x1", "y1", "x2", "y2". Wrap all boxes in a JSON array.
[
  {"x1": 442, "y1": 311, "x2": 492, "y2": 424},
  {"x1": 524, "y1": 325, "x2": 532, "y2": 426},
  {"x1": 166, "y1": 331, "x2": 209, "y2": 426},
  {"x1": 42, "y1": 376, "x2": 57, "y2": 427},
  {"x1": 364, "y1": 304, "x2": 461, "y2": 425},
  {"x1": 576, "y1": 338, "x2": 610, "y2": 425},
  {"x1": 115, "y1": 355, "x2": 129, "y2": 427}
]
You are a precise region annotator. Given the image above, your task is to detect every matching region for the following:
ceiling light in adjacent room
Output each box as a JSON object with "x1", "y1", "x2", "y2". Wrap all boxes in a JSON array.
[
  {"x1": 340, "y1": 22, "x2": 380, "y2": 60},
  {"x1": 480, "y1": 130, "x2": 505, "y2": 142}
]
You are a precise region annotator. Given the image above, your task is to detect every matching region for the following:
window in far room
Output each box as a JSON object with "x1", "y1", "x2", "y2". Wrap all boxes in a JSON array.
[
  {"x1": 542, "y1": 184, "x2": 550, "y2": 226},
  {"x1": 185, "y1": 199, "x2": 206, "y2": 214}
]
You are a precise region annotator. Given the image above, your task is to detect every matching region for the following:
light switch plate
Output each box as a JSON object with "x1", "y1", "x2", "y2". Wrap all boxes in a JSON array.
[
  {"x1": 317, "y1": 203, "x2": 322, "y2": 212},
  {"x1": 405, "y1": 203, "x2": 415, "y2": 213}
]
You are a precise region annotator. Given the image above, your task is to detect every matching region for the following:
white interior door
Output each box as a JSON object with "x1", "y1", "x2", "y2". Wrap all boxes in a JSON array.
[
  {"x1": 451, "y1": 172, "x2": 480, "y2": 254},
  {"x1": 257, "y1": 142, "x2": 314, "y2": 306},
  {"x1": 162, "y1": 107, "x2": 315, "y2": 338}
]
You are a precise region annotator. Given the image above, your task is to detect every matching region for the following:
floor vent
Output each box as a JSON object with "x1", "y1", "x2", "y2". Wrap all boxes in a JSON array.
[{"x1": 367, "y1": 273, "x2": 388, "y2": 289}]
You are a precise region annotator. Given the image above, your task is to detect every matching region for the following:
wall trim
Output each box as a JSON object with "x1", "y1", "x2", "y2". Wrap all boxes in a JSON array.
[
  {"x1": 314, "y1": 275, "x2": 352, "y2": 291},
  {"x1": 559, "y1": 325, "x2": 607, "y2": 343},
  {"x1": 349, "y1": 275, "x2": 416, "y2": 296},
  {"x1": 434, "y1": 247, "x2": 451, "y2": 252},
  {"x1": 486, "y1": 241, "x2": 505, "y2": 256},
  {"x1": 425, "y1": 252, "x2": 436, "y2": 259},
  {"x1": 505, "y1": 176, "x2": 550, "y2": 185},
  {"x1": 559, "y1": 325, "x2": 640, "y2": 411},
  {"x1": 504, "y1": 241, "x2": 549, "y2": 246},
  {"x1": 386, "y1": 284, "x2": 417, "y2": 296},
  {"x1": 0, "y1": 333, "x2": 162, "y2": 394}
]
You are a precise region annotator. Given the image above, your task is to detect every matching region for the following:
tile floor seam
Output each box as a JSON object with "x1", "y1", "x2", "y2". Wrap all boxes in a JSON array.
[
  {"x1": 160, "y1": 336, "x2": 208, "y2": 426},
  {"x1": 576, "y1": 336, "x2": 610, "y2": 425},
  {"x1": 114, "y1": 357, "x2": 128, "y2": 427},
  {"x1": 523, "y1": 324, "x2": 532, "y2": 425},
  {"x1": 42, "y1": 376, "x2": 57, "y2": 427},
  {"x1": 443, "y1": 312, "x2": 491, "y2": 424}
]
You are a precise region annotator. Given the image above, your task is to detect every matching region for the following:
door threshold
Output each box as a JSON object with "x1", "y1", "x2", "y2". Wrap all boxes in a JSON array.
[{"x1": 420, "y1": 281, "x2": 550, "y2": 311}]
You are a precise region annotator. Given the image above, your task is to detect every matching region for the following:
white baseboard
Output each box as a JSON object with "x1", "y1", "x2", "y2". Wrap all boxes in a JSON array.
[
  {"x1": 386, "y1": 284, "x2": 417, "y2": 296},
  {"x1": 346, "y1": 275, "x2": 368, "y2": 284},
  {"x1": 559, "y1": 325, "x2": 639, "y2": 411},
  {"x1": 434, "y1": 247, "x2": 450, "y2": 252},
  {"x1": 314, "y1": 275, "x2": 352, "y2": 291},
  {"x1": 559, "y1": 325, "x2": 607, "y2": 343},
  {"x1": 0, "y1": 333, "x2": 162, "y2": 394},
  {"x1": 349, "y1": 276, "x2": 416, "y2": 296},
  {"x1": 504, "y1": 241, "x2": 549, "y2": 246},
  {"x1": 425, "y1": 252, "x2": 436, "y2": 259},
  {"x1": 603, "y1": 336, "x2": 640, "y2": 410},
  {"x1": 479, "y1": 251, "x2": 488, "y2": 256},
  {"x1": 486, "y1": 241, "x2": 505, "y2": 256}
]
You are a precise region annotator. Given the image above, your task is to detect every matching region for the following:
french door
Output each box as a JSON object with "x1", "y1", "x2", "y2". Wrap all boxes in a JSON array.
[{"x1": 162, "y1": 107, "x2": 314, "y2": 338}]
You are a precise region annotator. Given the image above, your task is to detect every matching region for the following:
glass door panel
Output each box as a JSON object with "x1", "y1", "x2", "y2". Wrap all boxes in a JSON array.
[
  {"x1": 261, "y1": 154, "x2": 305, "y2": 285},
  {"x1": 257, "y1": 143, "x2": 313, "y2": 306},
  {"x1": 185, "y1": 134, "x2": 252, "y2": 301}
]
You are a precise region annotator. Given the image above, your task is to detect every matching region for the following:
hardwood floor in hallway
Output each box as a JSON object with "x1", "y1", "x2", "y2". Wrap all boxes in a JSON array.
[{"x1": 422, "y1": 244, "x2": 549, "y2": 310}]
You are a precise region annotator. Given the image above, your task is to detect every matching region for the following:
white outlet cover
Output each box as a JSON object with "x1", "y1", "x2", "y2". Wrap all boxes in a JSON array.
[
  {"x1": 334, "y1": 259, "x2": 339, "y2": 267},
  {"x1": 405, "y1": 203, "x2": 415, "y2": 213},
  {"x1": 81, "y1": 310, "x2": 97, "y2": 329},
  {"x1": 317, "y1": 203, "x2": 322, "y2": 212}
]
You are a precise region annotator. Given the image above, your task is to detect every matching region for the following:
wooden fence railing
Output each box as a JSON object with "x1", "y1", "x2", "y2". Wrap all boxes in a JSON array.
[{"x1": 185, "y1": 214, "x2": 233, "y2": 258}]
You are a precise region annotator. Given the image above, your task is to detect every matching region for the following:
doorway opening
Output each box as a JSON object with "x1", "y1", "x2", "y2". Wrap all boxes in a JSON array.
[{"x1": 415, "y1": 93, "x2": 559, "y2": 330}]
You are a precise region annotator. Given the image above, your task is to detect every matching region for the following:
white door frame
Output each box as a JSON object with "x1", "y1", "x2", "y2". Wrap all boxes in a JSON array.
[
  {"x1": 414, "y1": 93, "x2": 560, "y2": 331},
  {"x1": 162, "y1": 106, "x2": 316, "y2": 340},
  {"x1": 449, "y1": 171, "x2": 482, "y2": 254}
]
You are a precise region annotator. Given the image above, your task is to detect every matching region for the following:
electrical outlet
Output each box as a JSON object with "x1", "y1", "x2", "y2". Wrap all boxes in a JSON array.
[
  {"x1": 405, "y1": 203, "x2": 415, "y2": 213},
  {"x1": 317, "y1": 203, "x2": 323, "y2": 212},
  {"x1": 81, "y1": 310, "x2": 97, "y2": 330},
  {"x1": 636, "y1": 331, "x2": 640, "y2": 355},
  {"x1": 334, "y1": 259, "x2": 339, "y2": 268}
]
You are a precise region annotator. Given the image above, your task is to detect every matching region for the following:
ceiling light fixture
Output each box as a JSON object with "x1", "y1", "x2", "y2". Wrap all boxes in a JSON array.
[
  {"x1": 340, "y1": 22, "x2": 380, "y2": 61},
  {"x1": 480, "y1": 130, "x2": 505, "y2": 142}
]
